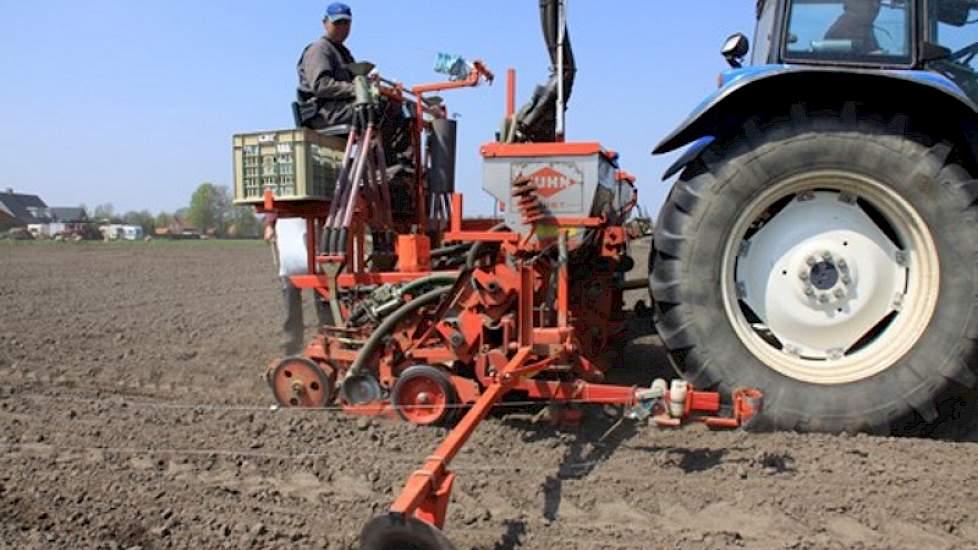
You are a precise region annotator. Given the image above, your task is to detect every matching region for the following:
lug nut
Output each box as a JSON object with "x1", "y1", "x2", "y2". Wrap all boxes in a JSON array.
[
  {"x1": 837, "y1": 259, "x2": 847, "y2": 270},
  {"x1": 805, "y1": 287, "x2": 815, "y2": 297},
  {"x1": 806, "y1": 256, "x2": 817, "y2": 266},
  {"x1": 818, "y1": 294, "x2": 829, "y2": 304},
  {"x1": 842, "y1": 275, "x2": 852, "y2": 285},
  {"x1": 834, "y1": 288, "x2": 846, "y2": 298},
  {"x1": 822, "y1": 251, "x2": 833, "y2": 261},
  {"x1": 799, "y1": 271, "x2": 810, "y2": 281}
]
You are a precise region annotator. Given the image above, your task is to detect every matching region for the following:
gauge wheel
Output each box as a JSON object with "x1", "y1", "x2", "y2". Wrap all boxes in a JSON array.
[
  {"x1": 268, "y1": 357, "x2": 335, "y2": 408},
  {"x1": 392, "y1": 365, "x2": 458, "y2": 426}
]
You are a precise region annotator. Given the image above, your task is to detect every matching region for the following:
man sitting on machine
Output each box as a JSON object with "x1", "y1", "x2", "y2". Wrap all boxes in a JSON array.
[
  {"x1": 294, "y1": 3, "x2": 413, "y2": 171},
  {"x1": 825, "y1": 0, "x2": 883, "y2": 54}
]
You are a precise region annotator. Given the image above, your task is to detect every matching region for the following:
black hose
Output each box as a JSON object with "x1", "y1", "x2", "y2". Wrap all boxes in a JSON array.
[
  {"x1": 399, "y1": 274, "x2": 458, "y2": 296},
  {"x1": 430, "y1": 242, "x2": 472, "y2": 259},
  {"x1": 465, "y1": 224, "x2": 507, "y2": 270},
  {"x1": 345, "y1": 225, "x2": 507, "y2": 381},
  {"x1": 539, "y1": 0, "x2": 576, "y2": 97},
  {"x1": 344, "y1": 286, "x2": 452, "y2": 379}
]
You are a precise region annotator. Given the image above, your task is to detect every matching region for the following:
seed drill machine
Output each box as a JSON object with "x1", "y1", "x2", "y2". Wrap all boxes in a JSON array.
[{"x1": 241, "y1": 2, "x2": 759, "y2": 548}]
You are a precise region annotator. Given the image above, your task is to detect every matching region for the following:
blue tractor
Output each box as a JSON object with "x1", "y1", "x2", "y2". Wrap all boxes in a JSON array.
[{"x1": 651, "y1": 0, "x2": 978, "y2": 433}]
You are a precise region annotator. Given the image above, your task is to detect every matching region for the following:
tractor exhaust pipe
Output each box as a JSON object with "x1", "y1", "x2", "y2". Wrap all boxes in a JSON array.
[
  {"x1": 554, "y1": 0, "x2": 568, "y2": 139},
  {"x1": 509, "y1": 0, "x2": 576, "y2": 143}
]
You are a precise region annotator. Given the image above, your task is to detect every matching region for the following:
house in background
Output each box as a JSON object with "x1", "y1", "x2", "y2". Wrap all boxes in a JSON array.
[
  {"x1": 154, "y1": 216, "x2": 200, "y2": 239},
  {"x1": 0, "y1": 188, "x2": 50, "y2": 231},
  {"x1": 50, "y1": 207, "x2": 88, "y2": 224},
  {"x1": 0, "y1": 206, "x2": 16, "y2": 230}
]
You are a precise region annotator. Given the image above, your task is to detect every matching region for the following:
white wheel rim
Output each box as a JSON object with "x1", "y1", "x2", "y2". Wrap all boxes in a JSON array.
[{"x1": 721, "y1": 171, "x2": 940, "y2": 385}]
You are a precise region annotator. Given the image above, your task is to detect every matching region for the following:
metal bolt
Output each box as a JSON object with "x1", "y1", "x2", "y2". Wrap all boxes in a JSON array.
[
  {"x1": 838, "y1": 192, "x2": 856, "y2": 204},
  {"x1": 822, "y1": 251, "x2": 833, "y2": 261},
  {"x1": 806, "y1": 255, "x2": 817, "y2": 266},
  {"x1": 804, "y1": 287, "x2": 816, "y2": 297},
  {"x1": 842, "y1": 275, "x2": 852, "y2": 285},
  {"x1": 799, "y1": 271, "x2": 810, "y2": 281},
  {"x1": 895, "y1": 251, "x2": 908, "y2": 266},
  {"x1": 837, "y1": 259, "x2": 848, "y2": 270},
  {"x1": 834, "y1": 288, "x2": 846, "y2": 299},
  {"x1": 797, "y1": 191, "x2": 815, "y2": 202},
  {"x1": 818, "y1": 294, "x2": 830, "y2": 304}
]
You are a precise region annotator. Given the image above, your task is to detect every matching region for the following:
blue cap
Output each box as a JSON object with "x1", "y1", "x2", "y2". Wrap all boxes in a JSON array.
[{"x1": 325, "y1": 3, "x2": 352, "y2": 22}]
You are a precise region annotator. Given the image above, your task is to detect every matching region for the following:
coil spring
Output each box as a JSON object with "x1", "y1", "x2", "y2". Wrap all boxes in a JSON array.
[{"x1": 511, "y1": 176, "x2": 546, "y2": 225}]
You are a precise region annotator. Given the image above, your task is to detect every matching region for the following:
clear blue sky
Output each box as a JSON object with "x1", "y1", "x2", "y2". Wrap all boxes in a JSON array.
[{"x1": 0, "y1": 1, "x2": 755, "y2": 217}]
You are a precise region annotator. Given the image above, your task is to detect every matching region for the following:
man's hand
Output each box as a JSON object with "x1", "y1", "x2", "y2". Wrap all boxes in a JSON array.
[{"x1": 264, "y1": 225, "x2": 276, "y2": 242}]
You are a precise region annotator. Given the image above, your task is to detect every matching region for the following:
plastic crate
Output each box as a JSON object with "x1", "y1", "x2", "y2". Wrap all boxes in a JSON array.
[{"x1": 232, "y1": 129, "x2": 345, "y2": 204}]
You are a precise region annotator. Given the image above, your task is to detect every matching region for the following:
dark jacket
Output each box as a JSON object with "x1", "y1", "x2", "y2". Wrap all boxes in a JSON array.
[{"x1": 297, "y1": 37, "x2": 356, "y2": 107}]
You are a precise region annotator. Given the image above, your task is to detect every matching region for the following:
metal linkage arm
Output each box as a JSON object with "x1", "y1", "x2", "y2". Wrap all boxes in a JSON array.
[{"x1": 388, "y1": 346, "x2": 532, "y2": 528}]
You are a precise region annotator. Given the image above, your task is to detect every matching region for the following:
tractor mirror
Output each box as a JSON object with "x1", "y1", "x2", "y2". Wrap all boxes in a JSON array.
[
  {"x1": 938, "y1": 0, "x2": 971, "y2": 26},
  {"x1": 722, "y1": 33, "x2": 750, "y2": 68},
  {"x1": 921, "y1": 41, "x2": 953, "y2": 63}
]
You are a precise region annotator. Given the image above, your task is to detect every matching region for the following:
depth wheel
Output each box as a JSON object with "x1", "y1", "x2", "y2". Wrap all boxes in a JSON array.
[
  {"x1": 267, "y1": 357, "x2": 335, "y2": 408},
  {"x1": 392, "y1": 365, "x2": 458, "y2": 426},
  {"x1": 360, "y1": 515, "x2": 456, "y2": 550}
]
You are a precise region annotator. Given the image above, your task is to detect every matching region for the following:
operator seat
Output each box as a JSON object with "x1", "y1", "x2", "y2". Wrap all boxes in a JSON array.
[{"x1": 290, "y1": 101, "x2": 351, "y2": 137}]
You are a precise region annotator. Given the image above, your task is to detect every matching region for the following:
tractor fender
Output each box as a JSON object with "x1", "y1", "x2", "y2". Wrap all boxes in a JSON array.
[
  {"x1": 654, "y1": 66, "x2": 978, "y2": 180},
  {"x1": 662, "y1": 136, "x2": 714, "y2": 181}
]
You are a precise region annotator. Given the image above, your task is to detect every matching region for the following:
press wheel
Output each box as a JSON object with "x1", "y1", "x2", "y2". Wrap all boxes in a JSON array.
[
  {"x1": 359, "y1": 514, "x2": 456, "y2": 550},
  {"x1": 391, "y1": 365, "x2": 457, "y2": 426}
]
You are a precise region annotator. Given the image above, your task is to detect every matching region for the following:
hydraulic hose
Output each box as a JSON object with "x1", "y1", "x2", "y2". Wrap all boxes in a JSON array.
[
  {"x1": 344, "y1": 285, "x2": 453, "y2": 381},
  {"x1": 399, "y1": 274, "x2": 458, "y2": 297},
  {"x1": 345, "y1": 225, "x2": 507, "y2": 384},
  {"x1": 465, "y1": 224, "x2": 508, "y2": 270},
  {"x1": 430, "y1": 242, "x2": 472, "y2": 259}
]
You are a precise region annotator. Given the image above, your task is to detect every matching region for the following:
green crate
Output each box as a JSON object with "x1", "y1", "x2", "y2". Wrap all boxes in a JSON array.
[{"x1": 233, "y1": 129, "x2": 345, "y2": 204}]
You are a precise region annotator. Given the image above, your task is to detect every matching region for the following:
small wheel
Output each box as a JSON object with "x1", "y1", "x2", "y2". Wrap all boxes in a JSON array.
[
  {"x1": 359, "y1": 514, "x2": 456, "y2": 550},
  {"x1": 267, "y1": 357, "x2": 334, "y2": 408},
  {"x1": 392, "y1": 365, "x2": 458, "y2": 426}
]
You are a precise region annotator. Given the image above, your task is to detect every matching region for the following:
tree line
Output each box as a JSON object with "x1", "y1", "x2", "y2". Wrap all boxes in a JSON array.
[{"x1": 84, "y1": 183, "x2": 263, "y2": 238}]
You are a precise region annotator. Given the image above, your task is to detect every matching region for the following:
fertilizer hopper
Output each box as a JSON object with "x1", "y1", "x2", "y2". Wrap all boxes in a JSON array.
[{"x1": 481, "y1": 142, "x2": 636, "y2": 250}]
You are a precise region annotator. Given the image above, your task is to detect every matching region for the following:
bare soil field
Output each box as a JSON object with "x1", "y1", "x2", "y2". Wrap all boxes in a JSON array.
[{"x1": 1, "y1": 240, "x2": 978, "y2": 550}]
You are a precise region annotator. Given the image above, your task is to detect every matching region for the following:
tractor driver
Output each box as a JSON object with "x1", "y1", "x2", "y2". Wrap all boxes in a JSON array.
[
  {"x1": 825, "y1": 0, "x2": 883, "y2": 54},
  {"x1": 296, "y1": 3, "x2": 412, "y2": 168}
]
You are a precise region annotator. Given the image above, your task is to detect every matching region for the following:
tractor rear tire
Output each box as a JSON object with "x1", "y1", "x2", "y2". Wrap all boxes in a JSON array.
[{"x1": 651, "y1": 103, "x2": 978, "y2": 433}]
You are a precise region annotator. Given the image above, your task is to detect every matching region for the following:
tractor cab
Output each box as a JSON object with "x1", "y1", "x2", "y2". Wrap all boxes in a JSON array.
[{"x1": 747, "y1": 0, "x2": 978, "y2": 103}]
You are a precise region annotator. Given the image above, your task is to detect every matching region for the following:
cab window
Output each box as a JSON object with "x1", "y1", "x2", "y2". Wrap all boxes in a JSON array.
[
  {"x1": 927, "y1": 0, "x2": 978, "y2": 102},
  {"x1": 783, "y1": 0, "x2": 913, "y2": 65},
  {"x1": 752, "y1": 0, "x2": 779, "y2": 64}
]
